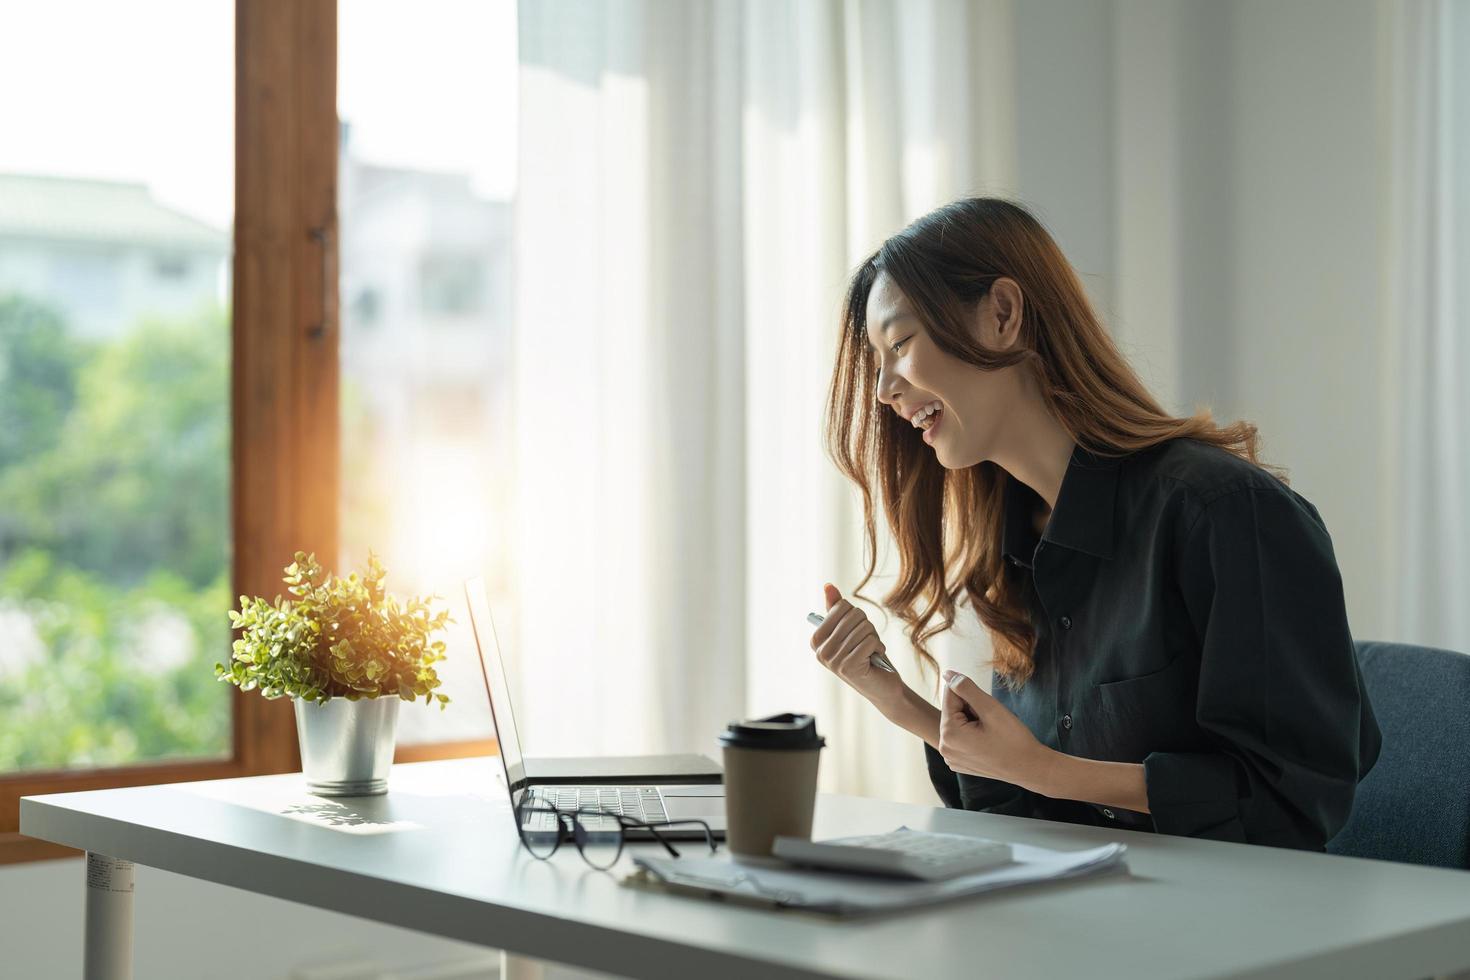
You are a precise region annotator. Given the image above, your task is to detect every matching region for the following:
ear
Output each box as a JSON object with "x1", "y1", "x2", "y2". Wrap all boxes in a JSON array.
[{"x1": 975, "y1": 277, "x2": 1025, "y2": 352}]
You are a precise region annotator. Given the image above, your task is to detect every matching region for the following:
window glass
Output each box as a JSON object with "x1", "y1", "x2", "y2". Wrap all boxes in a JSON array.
[
  {"x1": 0, "y1": 1, "x2": 234, "y2": 773},
  {"x1": 338, "y1": 0, "x2": 517, "y2": 746}
]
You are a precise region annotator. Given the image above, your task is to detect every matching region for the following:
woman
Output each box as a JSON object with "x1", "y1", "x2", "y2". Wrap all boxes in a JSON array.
[{"x1": 808, "y1": 198, "x2": 1380, "y2": 851}]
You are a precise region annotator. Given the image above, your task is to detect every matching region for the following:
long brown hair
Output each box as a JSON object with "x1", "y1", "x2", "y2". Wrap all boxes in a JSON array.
[{"x1": 824, "y1": 198, "x2": 1276, "y2": 688}]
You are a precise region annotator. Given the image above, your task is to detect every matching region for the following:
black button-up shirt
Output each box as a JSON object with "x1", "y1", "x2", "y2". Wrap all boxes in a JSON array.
[{"x1": 925, "y1": 439, "x2": 1382, "y2": 851}]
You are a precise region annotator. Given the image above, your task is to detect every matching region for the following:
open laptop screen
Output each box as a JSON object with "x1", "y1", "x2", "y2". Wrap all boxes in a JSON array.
[{"x1": 464, "y1": 578, "x2": 527, "y2": 799}]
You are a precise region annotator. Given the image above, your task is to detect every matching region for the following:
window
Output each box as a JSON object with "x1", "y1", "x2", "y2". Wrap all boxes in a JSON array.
[
  {"x1": 154, "y1": 255, "x2": 189, "y2": 280},
  {"x1": 0, "y1": 4, "x2": 235, "y2": 778},
  {"x1": 3, "y1": 0, "x2": 502, "y2": 864},
  {"x1": 338, "y1": 0, "x2": 516, "y2": 753},
  {"x1": 418, "y1": 252, "x2": 487, "y2": 316},
  {"x1": 45, "y1": 246, "x2": 123, "y2": 324},
  {"x1": 1, "y1": 0, "x2": 338, "y2": 865}
]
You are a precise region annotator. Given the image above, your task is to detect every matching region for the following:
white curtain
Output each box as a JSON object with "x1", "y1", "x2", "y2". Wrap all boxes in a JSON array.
[
  {"x1": 511, "y1": 0, "x2": 1014, "y2": 803},
  {"x1": 1382, "y1": 0, "x2": 1470, "y2": 654}
]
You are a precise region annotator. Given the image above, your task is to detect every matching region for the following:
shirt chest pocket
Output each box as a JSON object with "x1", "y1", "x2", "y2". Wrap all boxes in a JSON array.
[{"x1": 1087, "y1": 653, "x2": 1202, "y2": 762}]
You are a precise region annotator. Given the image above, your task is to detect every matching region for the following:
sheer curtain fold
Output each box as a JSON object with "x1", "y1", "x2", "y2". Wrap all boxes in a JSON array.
[
  {"x1": 513, "y1": 0, "x2": 1013, "y2": 801},
  {"x1": 1383, "y1": 0, "x2": 1470, "y2": 653},
  {"x1": 513, "y1": 0, "x2": 747, "y2": 759}
]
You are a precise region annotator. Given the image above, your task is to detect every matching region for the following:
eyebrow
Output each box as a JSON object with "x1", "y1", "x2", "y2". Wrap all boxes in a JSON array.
[{"x1": 864, "y1": 313, "x2": 910, "y2": 353}]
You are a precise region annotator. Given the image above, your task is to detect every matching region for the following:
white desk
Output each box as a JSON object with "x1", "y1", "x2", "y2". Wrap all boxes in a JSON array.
[{"x1": 20, "y1": 758, "x2": 1470, "y2": 979}]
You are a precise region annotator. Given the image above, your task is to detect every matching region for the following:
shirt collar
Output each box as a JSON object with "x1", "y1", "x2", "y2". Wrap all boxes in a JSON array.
[{"x1": 1000, "y1": 444, "x2": 1120, "y2": 567}]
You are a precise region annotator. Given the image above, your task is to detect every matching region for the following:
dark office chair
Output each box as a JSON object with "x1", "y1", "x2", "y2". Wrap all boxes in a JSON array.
[{"x1": 1326, "y1": 640, "x2": 1470, "y2": 869}]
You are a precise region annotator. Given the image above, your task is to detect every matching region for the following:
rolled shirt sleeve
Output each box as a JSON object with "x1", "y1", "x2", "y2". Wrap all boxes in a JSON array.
[{"x1": 1145, "y1": 485, "x2": 1381, "y2": 849}]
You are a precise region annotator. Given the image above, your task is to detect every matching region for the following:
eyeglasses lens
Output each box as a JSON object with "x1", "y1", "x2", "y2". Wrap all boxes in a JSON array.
[
  {"x1": 573, "y1": 812, "x2": 623, "y2": 869},
  {"x1": 517, "y1": 802, "x2": 562, "y2": 859}
]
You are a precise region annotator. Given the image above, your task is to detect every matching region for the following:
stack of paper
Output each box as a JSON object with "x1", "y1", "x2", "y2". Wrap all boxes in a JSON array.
[{"x1": 625, "y1": 837, "x2": 1128, "y2": 918}]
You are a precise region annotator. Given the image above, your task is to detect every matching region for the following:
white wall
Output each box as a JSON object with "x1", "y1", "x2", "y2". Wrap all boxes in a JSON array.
[
  {"x1": 1021, "y1": 0, "x2": 1388, "y2": 643},
  {"x1": 0, "y1": 239, "x2": 226, "y2": 340},
  {"x1": 1013, "y1": 0, "x2": 1118, "y2": 321},
  {"x1": 1223, "y1": 0, "x2": 1386, "y2": 643}
]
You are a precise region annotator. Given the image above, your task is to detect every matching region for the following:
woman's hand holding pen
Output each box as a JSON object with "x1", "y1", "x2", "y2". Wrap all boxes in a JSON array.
[
  {"x1": 938, "y1": 669, "x2": 1051, "y2": 790},
  {"x1": 808, "y1": 583, "x2": 907, "y2": 711}
]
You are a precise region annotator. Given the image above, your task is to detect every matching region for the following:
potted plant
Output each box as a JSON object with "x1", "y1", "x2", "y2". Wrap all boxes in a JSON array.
[{"x1": 216, "y1": 551, "x2": 451, "y2": 796}]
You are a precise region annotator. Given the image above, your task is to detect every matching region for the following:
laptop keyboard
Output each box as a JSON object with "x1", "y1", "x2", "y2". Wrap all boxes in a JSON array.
[{"x1": 524, "y1": 785, "x2": 667, "y2": 829}]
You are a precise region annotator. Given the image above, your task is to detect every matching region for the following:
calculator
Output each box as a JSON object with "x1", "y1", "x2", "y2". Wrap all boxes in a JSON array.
[{"x1": 771, "y1": 827, "x2": 1014, "y2": 881}]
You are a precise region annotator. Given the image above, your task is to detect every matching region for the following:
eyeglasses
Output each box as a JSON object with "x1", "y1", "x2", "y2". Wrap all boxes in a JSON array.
[{"x1": 514, "y1": 798, "x2": 718, "y2": 870}]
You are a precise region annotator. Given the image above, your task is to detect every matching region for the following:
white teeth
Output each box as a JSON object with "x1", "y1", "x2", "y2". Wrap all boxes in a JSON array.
[{"x1": 910, "y1": 402, "x2": 942, "y2": 426}]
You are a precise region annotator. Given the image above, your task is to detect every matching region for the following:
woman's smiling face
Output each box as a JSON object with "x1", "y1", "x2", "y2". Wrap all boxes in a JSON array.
[{"x1": 864, "y1": 270, "x2": 1028, "y2": 470}]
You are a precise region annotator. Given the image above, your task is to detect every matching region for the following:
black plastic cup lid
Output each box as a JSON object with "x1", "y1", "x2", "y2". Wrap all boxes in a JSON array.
[{"x1": 718, "y1": 712, "x2": 826, "y2": 751}]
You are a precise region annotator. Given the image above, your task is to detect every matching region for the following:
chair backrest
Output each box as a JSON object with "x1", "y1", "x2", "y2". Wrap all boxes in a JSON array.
[{"x1": 1326, "y1": 640, "x2": 1470, "y2": 869}]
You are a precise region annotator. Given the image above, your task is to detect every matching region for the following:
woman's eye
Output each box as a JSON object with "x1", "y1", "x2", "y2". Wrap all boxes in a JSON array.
[{"x1": 890, "y1": 337, "x2": 910, "y2": 354}]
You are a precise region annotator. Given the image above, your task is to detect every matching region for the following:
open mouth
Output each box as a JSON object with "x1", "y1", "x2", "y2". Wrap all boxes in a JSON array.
[
  {"x1": 921, "y1": 408, "x2": 942, "y2": 445},
  {"x1": 909, "y1": 401, "x2": 944, "y2": 444}
]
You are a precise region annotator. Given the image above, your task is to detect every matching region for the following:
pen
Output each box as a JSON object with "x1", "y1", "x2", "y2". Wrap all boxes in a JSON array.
[{"x1": 806, "y1": 612, "x2": 899, "y2": 673}]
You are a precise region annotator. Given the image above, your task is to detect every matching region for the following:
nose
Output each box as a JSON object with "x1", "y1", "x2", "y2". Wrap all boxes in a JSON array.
[{"x1": 876, "y1": 368, "x2": 904, "y2": 409}]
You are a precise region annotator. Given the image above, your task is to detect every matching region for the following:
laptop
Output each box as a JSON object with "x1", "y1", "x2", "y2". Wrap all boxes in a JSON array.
[{"x1": 464, "y1": 579, "x2": 727, "y2": 840}]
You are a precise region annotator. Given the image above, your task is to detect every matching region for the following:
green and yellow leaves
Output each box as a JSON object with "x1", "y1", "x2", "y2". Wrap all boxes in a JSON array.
[{"x1": 214, "y1": 552, "x2": 452, "y2": 708}]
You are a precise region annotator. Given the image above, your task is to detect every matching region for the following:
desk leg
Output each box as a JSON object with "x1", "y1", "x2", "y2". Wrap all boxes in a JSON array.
[
  {"x1": 500, "y1": 952, "x2": 547, "y2": 980},
  {"x1": 83, "y1": 852, "x2": 135, "y2": 980}
]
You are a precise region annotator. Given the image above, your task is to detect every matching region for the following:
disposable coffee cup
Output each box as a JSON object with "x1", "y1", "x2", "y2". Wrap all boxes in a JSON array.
[{"x1": 718, "y1": 712, "x2": 825, "y2": 859}]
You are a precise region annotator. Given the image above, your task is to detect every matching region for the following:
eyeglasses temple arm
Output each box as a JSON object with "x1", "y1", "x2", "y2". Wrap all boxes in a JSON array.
[{"x1": 640, "y1": 822, "x2": 682, "y2": 858}]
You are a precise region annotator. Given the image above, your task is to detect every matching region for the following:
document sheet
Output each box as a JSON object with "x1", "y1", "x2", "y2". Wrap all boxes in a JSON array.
[{"x1": 626, "y1": 836, "x2": 1128, "y2": 917}]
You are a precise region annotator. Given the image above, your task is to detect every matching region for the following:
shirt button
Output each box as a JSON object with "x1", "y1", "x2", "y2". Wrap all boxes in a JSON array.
[
  {"x1": 1102, "y1": 808, "x2": 1116, "y2": 819},
  {"x1": 1061, "y1": 714, "x2": 1073, "y2": 730},
  {"x1": 1059, "y1": 615, "x2": 1072, "y2": 630}
]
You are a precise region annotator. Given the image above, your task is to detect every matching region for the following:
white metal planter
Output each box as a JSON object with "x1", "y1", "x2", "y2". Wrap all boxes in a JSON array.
[{"x1": 294, "y1": 695, "x2": 401, "y2": 796}]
